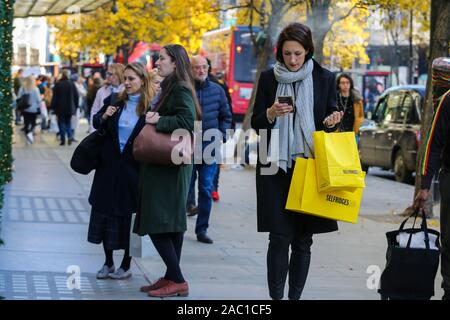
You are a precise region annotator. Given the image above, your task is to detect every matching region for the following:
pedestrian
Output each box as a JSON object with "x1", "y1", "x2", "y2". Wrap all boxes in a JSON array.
[
  {"x1": 206, "y1": 57, "x2": 235, "y2": 202},
  {"x1": 186, "y1": 55, "x2": 232, "y2": 244},
  {"x1": 89, "y1": 63, "x2": 125, "y2": 132},
  {"x1": 50, "y1": 70, "x2": 79, "y2": 146},
  {"x1": 17, "y1": 75, "x2": 41, "y2": 144},
  {"x1": 134, "y1": 44, "x2": 201, "y2": 297},
  {"x1": 414, "y1": 70, "x2": 450, "y2": 300},
  {"x1": 69, "y1": 73, "x2": 85, "y2": 143},
  {"x1": 13, "y1": 68, "x2": 25, "y2": 125},
  {"x1": 251, "y1": 22, "x2": 343, "y2": 300},
  {"x1": 149, "y1": 68, "x2": 163, "y2": 108},
  {"x1": 88, "y1": 62, "x2": 153, "y2": 280},
  {"x1": 336, "y1": 73, "x2": 364, "y2": 140},
  {"x1": 86, "y1": 77, "x2": 103, "y2": 129}
]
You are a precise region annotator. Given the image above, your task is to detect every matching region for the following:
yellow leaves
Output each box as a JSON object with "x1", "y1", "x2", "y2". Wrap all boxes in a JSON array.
[
  {"x1": 323, "y1": 3, "x2": 371, "y2": 69},
  {"x1": 47, "y1": 0, "x2": 219, "y2": 60}
]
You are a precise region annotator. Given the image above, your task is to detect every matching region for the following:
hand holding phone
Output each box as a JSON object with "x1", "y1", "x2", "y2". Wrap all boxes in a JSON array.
[{"x1": 277, "y1": 96, "x2": 294, "y2": 113}]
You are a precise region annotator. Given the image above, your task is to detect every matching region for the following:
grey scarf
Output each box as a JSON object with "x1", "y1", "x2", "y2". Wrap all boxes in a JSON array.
[{"x1": 268, "y1": 59, "x2": 315, "y2": 172}]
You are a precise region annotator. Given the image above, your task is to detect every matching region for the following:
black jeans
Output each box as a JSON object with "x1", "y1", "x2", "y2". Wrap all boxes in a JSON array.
[
  {"x1": 23, "y1": 111, "x2": 37, "y2": 135},
  {"x1": 267, "y1": 232, "x2": 313, "y2": 300},
  {"x1": 440, "y1": 167, "x2": 450, "y2": 292}
]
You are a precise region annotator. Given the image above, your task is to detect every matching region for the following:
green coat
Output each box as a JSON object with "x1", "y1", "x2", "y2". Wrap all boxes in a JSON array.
[{"x1": 134, "y1": 84, "x2": 196, "y2": 235}]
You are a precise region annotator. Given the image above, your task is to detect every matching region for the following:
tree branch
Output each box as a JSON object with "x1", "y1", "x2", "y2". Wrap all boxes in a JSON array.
[
  {"x1": 329, "y1": 3, "x2": 364, "y2": 30},
  {"x1": 167, "y1": 3, "x2": 252, "y2": 21}
]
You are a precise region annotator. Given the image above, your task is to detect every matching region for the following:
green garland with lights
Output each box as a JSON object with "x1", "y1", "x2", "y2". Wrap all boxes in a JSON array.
[{"x1": 0, "y1": 0, "x2": 14, "y2": 248}]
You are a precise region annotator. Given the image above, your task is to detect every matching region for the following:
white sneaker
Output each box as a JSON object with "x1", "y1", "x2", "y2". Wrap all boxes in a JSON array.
[
  {"x1": 26, "y1": 132, "x2": 34, "y2": 144},
  {"x1": 109, "y1": 268, "x2": 132, "y2": 280},
  {"x1": 96, "y1": 265, "x2": 115, "y2": 279}
]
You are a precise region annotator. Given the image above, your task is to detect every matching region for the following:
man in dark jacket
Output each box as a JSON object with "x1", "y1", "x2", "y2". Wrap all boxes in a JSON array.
[
  {"x1": 51, "y1": 70, "x2": 79, "y2": 145},
  {"x1": 414, "y1": 88, "x2": 450, "y2": 300},
  {"x1": 187, "y1": 55, "x2": 232, "y2": 244},
  {"x1": 206, "y1": 58, "x2": 236, "y2": 201}
]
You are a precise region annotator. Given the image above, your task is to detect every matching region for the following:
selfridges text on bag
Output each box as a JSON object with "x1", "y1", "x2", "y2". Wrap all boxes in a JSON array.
[
  {"x1": 286, "y1": 158, "x2": 364, "y2": 224},
  {"x1": 378, "y1": 209, "x2": 440, "y2": 300},
  {"x1": 313, "y1": 131, "x2": 366, "y2": 192}
]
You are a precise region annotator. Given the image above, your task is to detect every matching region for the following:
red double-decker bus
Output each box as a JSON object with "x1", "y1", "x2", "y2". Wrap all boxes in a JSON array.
[{"x1": 201, "y1": 26, "x2": 274, "y2": 121}]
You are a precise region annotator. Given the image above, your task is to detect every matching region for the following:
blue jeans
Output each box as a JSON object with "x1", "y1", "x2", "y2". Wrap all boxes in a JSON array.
[
  {"x1": 213, "y1": 163, "x2": 220, "y2": 192},
  {"x1": 57, "y1": 115, "x2": 73, "y2": 143},
  {"x1": 187, "y1": 163, "x2": 216, "y2": 235}
]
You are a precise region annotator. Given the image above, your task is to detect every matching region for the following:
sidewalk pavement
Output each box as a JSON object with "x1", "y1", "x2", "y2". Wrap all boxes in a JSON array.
[{"x1": 0, "y1": 120, "x2": 444, "y2": 300}]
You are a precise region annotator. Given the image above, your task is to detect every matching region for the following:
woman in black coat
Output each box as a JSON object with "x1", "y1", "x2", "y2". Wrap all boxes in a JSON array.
[
  {"x1": 251, "y1": 23, "x2": 343, "y2": 300},
  {"x1": 88, "y1": 62, "x2": 154, "y2": 280}
]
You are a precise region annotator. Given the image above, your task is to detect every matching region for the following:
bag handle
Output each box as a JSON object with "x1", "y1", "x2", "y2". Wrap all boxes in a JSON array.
[{"x1": 399, "y1": 209, "x2": 432, "y2": 250}]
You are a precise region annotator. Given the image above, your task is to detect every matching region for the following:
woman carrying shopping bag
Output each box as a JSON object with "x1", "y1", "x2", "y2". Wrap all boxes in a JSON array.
[
  {"x1": 251, "y1": 23, "x2": 343, "y2": 300},
  {"x1": 134, "y1": 44, "x2": 201, "y2": 298},
  {"x1": 88, "y1": 62, "x2": 153, "y2": 280}
]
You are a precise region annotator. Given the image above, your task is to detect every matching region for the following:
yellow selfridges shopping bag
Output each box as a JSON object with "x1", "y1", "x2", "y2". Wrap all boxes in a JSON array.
[
  {"x1": 313, "y1": 131, "x2": 366, "y2": 192},
  {"x1": 286, "y1": 158, "x2": 364, "y2": 224}
]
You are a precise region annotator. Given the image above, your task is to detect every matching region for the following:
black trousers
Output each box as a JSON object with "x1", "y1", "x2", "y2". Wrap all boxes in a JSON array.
[
  {"x1": 23, "y1": 112, "x2": 37, "y2": 135},
  {"x1": 440, "y1": 167, "x2": 450, "y2": 292},
  {"x1": 267, "y1": 232, "x2": 313, "y2": 300},
  {"x1": 150, "y1": 232, "x2": 185, "y2": 283}
]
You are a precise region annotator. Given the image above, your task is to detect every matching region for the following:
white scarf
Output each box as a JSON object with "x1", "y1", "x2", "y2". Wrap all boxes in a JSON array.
[{"x1": 269, "y1": 59, "x2": 315, "y2": 172}]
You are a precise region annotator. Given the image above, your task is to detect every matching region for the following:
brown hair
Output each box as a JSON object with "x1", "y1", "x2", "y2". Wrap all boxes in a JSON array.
[
  {"x1": 118, "y1": 62, "x2": 156, "y2": 115},
  {"x1": 336, "y1": 73, "x2": 354, "y2": 92},
  {"x1": 276, "y1": 23, "x2": 314, "y2": 64},
  {"x1": 108, "y1": 63, "x2": 125, "y2": 84},
  {"x1": 154, "y1": 44, "x2": 202, "y2": 120}
]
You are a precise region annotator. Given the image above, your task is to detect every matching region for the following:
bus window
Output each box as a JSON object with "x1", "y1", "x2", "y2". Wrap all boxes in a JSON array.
[{"x1": 234, "y1": 31, "x2": 257, "y2": 83}]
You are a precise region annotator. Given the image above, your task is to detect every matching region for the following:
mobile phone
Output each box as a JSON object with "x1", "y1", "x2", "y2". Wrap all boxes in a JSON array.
[{"x1": 277, "y1": 96, "x2": 294, "y2": 112}]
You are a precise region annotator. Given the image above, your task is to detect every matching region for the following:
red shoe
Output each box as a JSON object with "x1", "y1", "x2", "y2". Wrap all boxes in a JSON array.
[
  {"x1": 212, "y1": 191, "x2": 220, "y2": 202},
  {"x1": 140, "y1": 277, "x2": 170, "y2": 292},
  {"x1": 147, "y1": 281, "x2": 189, "y2": 297}
]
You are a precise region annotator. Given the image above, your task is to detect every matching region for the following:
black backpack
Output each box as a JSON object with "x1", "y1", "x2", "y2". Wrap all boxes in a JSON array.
[{"x1": 16, "y1": 93, "x2": 31, "y2": 112}]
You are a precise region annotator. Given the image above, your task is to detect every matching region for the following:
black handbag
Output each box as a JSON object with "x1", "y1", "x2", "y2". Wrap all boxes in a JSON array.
[
  {"x1": 16, "y1": 93, "x2": 30, "y2": 111},
  {"x1": 378, "y1": 209, "x2": 441, "y2": 300},
  {"x1": 70, "y1": 129, "x2": 106, "y2": 174}
]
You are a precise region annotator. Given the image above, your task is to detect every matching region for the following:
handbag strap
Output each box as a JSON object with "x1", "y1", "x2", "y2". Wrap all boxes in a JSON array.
[{"x1": 399, "y1": 209, "x2": 432, "y2": 250}]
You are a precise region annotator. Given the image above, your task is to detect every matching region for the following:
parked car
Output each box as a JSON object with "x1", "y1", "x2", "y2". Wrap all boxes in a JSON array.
[{"x1": 358, "y1": 85, "x2": 425, "y2": 183}]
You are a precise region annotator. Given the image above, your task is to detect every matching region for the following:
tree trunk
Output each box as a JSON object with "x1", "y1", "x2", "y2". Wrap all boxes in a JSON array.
[
  {"x1": 407, "y1": 0, "x2": 450, "y2": 216},
  {"x1": 307, "y1": 0, "x2": 332, "y2": 64},
  {"x1": 240, "y1": 1, "x2": 284, "y2": 132},
  {"x1": 234, "y1": 1, "x2": 285, "y2": 162}
]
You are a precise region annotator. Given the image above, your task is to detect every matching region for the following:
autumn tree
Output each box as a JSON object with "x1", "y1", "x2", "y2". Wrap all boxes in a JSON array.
[
  {"x1": 47, "y1": 0, "x2": 219, "y2": 64},
  {"x1": 380, "y1": 0, "x2": 430, "y2": 84}
]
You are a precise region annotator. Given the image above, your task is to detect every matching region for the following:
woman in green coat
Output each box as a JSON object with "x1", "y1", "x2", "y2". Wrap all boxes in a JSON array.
[{"x1": 134, "y1": 44, "x2": 201, "y2": 298}]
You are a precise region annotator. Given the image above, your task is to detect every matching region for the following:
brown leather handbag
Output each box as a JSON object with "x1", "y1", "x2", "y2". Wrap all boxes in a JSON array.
[{"x1": 133, "y1": 124, "x2": 194, "y2": 166}]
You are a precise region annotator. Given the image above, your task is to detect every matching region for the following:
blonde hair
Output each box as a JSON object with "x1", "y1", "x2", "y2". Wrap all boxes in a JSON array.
[
  {"x1": 118, "y1": 62, "x2": 156, "y2": 115},
  {"x1": 23, "y1": 75, "x2": 36, "y2": 91},
  {"x1": 108, "y1": 63, "x2": 125, "y2": 84}
]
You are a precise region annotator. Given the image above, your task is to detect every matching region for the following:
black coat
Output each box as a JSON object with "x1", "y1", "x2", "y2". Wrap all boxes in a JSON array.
[
  {"x1": 251, "y1": 60, "x2": 339, "y2": 235},
  {"x1": 50, "y1": 79, "x2": 79, "y2": 117},
  {"x1": 88, "y1": 95, "x2": 145, "y2": 216}
]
